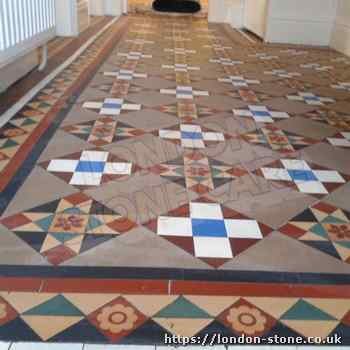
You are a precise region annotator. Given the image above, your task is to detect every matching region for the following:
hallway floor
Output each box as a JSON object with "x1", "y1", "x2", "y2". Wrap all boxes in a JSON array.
[{"x1": 0, "y1": 13, "x2": 349, "y2": 345}]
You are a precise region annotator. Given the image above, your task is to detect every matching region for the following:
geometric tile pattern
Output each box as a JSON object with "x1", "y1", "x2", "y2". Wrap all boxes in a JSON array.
[
  {"x1": 0, "y1": 291, "x2": 348, "y2": 343},
  {"x1": 254, "y1": 159, "x2": 348, "y2": 197},
  {"x1": 300, "y1": 63, "x2": 333, "y2": 71},
  {"x1": 104, "y1": 69, "x2": 147, "y2": 80},
  {"x1": 145, "y1": 198, "x2": 273, "y2": 267},
  {"x1": 158, "y1": 124, "x2": 228, "y2": 149},
  {"x1": 241, "y1": 125, "x2": 318, "y2": 154},
  {"x1": 287, "y1": 92, "x2": 335, "y2": 106},
  {"x1": 233, "y1": 105, "x2": 290, "y2": 123},
  {"x1": 40, "y1": 150, "x2": 138, "y2": 188},
  {"x1": 62, "y1": 118, "x2": 145, "y2": 146},
  {"x1": 148, "y1": 151, "x2": 248, "y2": 194},
  {"x1": 264, "y1": 69, "x2": 301, "y2": 79},
  {"x1": 280, "y1": 202, "x2": 350, "y2": 263},
  {"x1": 218, "y1": 76, "x2": 260, "y2": 87},
  {"x1": 327, "y1": 132, "x2": 350, "y2": 148},
  {"x1": 331, "y1": 82, "x2": 350, "y2": 91},
  {"x1": 83, "y1": 98, "x2": 141, "y2": 115},
  {"x1": 160, "y1": 86, "x2": 209, "y2": 99},
  {"x1": 0, "y1": 193, "x2": 136, "y2": 265}
]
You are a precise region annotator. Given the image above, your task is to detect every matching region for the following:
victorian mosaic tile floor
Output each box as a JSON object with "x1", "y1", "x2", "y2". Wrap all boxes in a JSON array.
[{"x1": 0, "y1": 13, "x2": 350, "y2": 346}]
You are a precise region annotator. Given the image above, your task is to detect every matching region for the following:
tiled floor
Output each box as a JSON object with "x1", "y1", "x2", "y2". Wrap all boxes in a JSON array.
[{"x1": 0, "y1": 12, "x2": 349, "y2": 346}]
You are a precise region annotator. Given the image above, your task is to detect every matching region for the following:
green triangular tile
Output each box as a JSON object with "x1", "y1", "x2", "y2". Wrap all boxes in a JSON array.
[
  {"x1": 51, "y1": 232, "x2": 80, "y2": 243},
  {"x1": 281, "y1": 299, "x2": 336, "y2": 321},
  {"x1": 322, "y1": 216, "x2": 345, "y2": 224},
  {"x1": 23, "y1": 295, "x2": 84, "y2": 316},
  {"x1": 3, "y1": 139, "x2": 18, "y2": 148},
  {"x1": 310, "y1": 223, "x2": 328, "y2": 239},
  {"x1": 22, "y1": 118, "x2": 37, "y2": 126},
  {"x1": 154, "y1": 296, "x2": 211, "y2": 319},
  {"x1": 87, "y1": 216, "x2": 103, "y2": 230},
  {"x1": 35, "y1": 215, "x2": 55, "y2": 231}
]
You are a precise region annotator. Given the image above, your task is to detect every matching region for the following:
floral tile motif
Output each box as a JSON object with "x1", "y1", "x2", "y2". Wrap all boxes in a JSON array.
[
  {"x1": 144, "y1": 197, "x2": 273, "y2": 267},
  {"x1": 327, "y1": 132, "x2": 350, "y2": 148},
  {"x1": 148, "y1": 151, "x2": 248, "y2": 195},
  {"x1": 88, "y1": 296, "x2": 148, "y2": 342},
  {"x1": 217, "y1": 298, "x2": 277, "y2": 336},
  {"x1": 40, "y1": 149, "x2": 139, "y2": 188},
  {"x1": 279, "y1": 202, "x2": 350, "y2": 263},
  {"x1": 0, "y1": 193, "x2": 136, "y2": 265},
  {"x1": 254, "y1": 159, "x2": 349, "y2": 198},
  {"x1": 62, "y1": 118, "x2": 145, "y2": 146},
  {"x1": 241, "y1": 125, "x2": 318, "y2": 155},
  {"x1": 157, "y1": 123, "x2": 230, "y2": 149}
]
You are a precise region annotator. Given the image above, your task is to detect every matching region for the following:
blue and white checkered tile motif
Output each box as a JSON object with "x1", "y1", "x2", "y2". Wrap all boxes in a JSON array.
[
  {"x1": 45, "y1": 150, "x2": 133, "y2": 187},
  {"x1": 104, "y1": 70, "x2": 147, "y2": 80},
  {"x1": 300, "y1": 63, "x2": 334, "y2": 71},
  {"x1": 287, "y1": 92, "x2": 335, "y2": 106},
  {"x1": 257, "y1": 159, "x2": 347, "y2": 195},
  {"x1": 249, "y1": 53, "x2": 279, "y2": 60},
  {"x1": 159, "y1": 124, "x2": 225, "y2": 148},
  {"x1": 233, "y1": 105, "x2": 290, "y2": 123},
  {"x1": 164, "y1": 48, "x2": 196, "y2": 55},
  {"x1": 162, "y1": 64, "x2": 200, "y2": 72},
  {"x1": 209, "y1": 58, "x2": 243, "y2": 66},
  {"x1": 331, "y1": 82, "x2": 350, "y2": 91},
  {"x1": 160, "y1": 86, "x2": 209, "y2": 99},
  {"x1": 150, "y1": 200, "x2": 274, "y2": 266},
  {"x1": 117, "y1": 51, "x2": 152, "y2": 60},
  {"x1": 218, "y1": 76, "x2": 260, "y2": 87},
  {"x1": 83, "y1": 98, "x2": 141, "y2": 115},
  {"x1": 264, "y1": 70, "x2": 301, "y2": 78}
]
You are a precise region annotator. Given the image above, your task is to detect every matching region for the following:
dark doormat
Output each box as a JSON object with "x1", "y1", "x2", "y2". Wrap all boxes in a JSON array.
[{"x1": 152, "y1": 0, "x2": 201, "y2": 13}]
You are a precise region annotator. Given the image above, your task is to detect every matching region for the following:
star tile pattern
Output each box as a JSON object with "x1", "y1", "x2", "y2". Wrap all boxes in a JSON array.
[
  {"x1": 280, "y1": 202, "x2": 350, "y2": 263},
  {"x1": 233, "y1": 105, "x2": 290, "y2": 123},
  {"x1": 0, "y1": 193, "x2": 136, "y2": 265},
  {"x1": 145, "y1": 198, "x2": 273, "y2": 267},
  {"x1": 241, "y1": 125, "x2": 318, "y2": 154},
  {"x1": 62, "y1": 118, "x2": 145, "y2": 146},
  {"x1": 148, "y1": 151, "x2": 248, "y2": 194}
]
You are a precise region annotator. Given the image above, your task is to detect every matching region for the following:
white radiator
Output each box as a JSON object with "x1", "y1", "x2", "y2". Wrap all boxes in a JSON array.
[{"x1": 0, "y1": 0, "x2": 56, "y2": 69}]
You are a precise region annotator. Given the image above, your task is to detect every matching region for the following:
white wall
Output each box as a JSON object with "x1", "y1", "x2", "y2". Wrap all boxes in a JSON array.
[
  {"x1": 265, "y1": 0, "x2": 338, "y2": 45},
  {"x1": 244, "y1": 0, "x2": 268, "y2": 38},
  {"x1": 55, "y1": 0, "x2": 79, "y2": 36},
  {"x1": 331, "y1": 0, "x2": 350, "y2": 56},
  {"x1": 208, "y1": 0, "x2": 244, "y2": 27}
]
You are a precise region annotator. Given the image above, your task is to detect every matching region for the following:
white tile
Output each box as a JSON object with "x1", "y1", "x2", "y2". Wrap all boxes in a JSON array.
[
  {"x1": 233, "y1": 109, "x2": 253, "y2": 117},
  {"x1": 47, "y1": 159, "x2": 79, "y2": 173},
  {"x1": 194, "y1": 236, "x2": 233, "y2": 258},
  {"x1": 328, "y1": 138, "x2": 350, "y2": 147},
  {"x1": 190, "y1": 202, "x2": 223, "y2": 220},
  {"x1": 225, "y1": 219, "x2": 262, "y2": 239},
  {"x1": 181, "y1": 139, "x2": 205, "y2": 148},
  {"x1": 271, "y1": 111, "x2": 289, "y2": 119},
  {"x1": 0, "y1": 342, "x2": 9, "y2": 350},
  {"x1": 203, "y1": 132, "x2": 225, "y2": 141},
  {"x1": 177, "y1": 94, "x2": 193, "y2": 100},
  {"x1": 180, "y1": 124, "x2": 201, "y2": 133},
  {"x1": 159, "y1": 130, "x2": 181, "y2": 139},
  {"x1": 80, "y1": 150, "x2": 109, "y2": 162},
  {"x1": 160, "y1": 89, "x2": 175, "y2": 95},
  {"x1": 100, "y1": 108, "x2": 121, "y2": 115},
  {"x1": 104, "y1": 162, "x2": 132, "y2": 175},
  {"x1": 83, "y1": 102, "x2": 103, "y2": 109},
  {"x1": 70, "y1": 172, "x2": 102, "y2": 186},
  {"x1": 250, "y1": 105, "x2": 268, "y2": 112},
  {"x1": 261, "y1": 168, "x2": 291, "y2": 181},
  {"x1": 11, "y1": 343, "x2": 83, "y2": 350},
  {"x1": 157, "y1": 216, "x2": 192, "y2": 236},
  {"x1": 281, "y1": 159, "x2": 310, "y2": 170},
  {"x1": 123, "y1": 104, "x2": 141, "y2": 111},
  {"x1": 295, "y1": 180, "x2": 328, "y2": 194},
  {"x1": 253, "y1": 116, "x2": 274, "y2": 123},
  {"x1": 313, "y1": 170, "x2": 345, "y2": 183}
]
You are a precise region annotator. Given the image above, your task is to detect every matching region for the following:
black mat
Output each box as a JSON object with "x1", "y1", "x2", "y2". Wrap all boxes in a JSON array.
[{"x1": 152, "y1": 0, "x2": 201, "y2": 13}]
